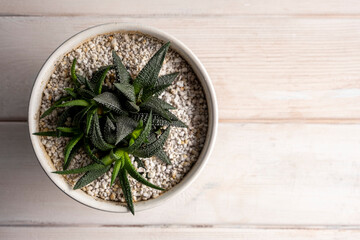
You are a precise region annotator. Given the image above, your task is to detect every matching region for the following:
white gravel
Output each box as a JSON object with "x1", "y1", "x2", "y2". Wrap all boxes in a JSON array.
[{"x1": 38, "y1": 32, "x2": 208, "y2": 203}]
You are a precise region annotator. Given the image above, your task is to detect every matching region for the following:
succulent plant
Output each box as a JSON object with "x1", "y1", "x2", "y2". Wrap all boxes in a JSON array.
[{"x1": 33, "y1": 42, "x2": 186, "y2": 214}]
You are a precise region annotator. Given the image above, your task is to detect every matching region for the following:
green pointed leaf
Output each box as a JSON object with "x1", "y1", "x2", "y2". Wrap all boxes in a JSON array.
[
  {"x1": 132, "y1": 112, "x2": 186, "y2": 128},
  {"x1": 40, "y1": 96, "x2": 71, "y2": 119},
  {"x1": 118, "y1": 169, "x2": 134, "y2": 215},
  {"x1": 90, "y1": 113, "x2": 115, "y2": 151},
  {"x1": 85, "y1": 77, "x2": 95, "y2": 93},
  {"x1": 114, "y1": 83, "x2": 136, "y2": 102},
  {"x1": 83, "y1": 140, "x2": 104, "y2": 165},
  {"x1": 133, "y1": 127, "x2": 170, "y2": 158},
  {"x1": 64, "y1": 88, "x2": 77, "y2": 98},
  {"x1": 33, "y1": 131, "x2": 74, "y2": 137},
  {"x1": 140, "y1": 97, "x2": 170, "y2": 120},
  {"x1": 155, "y1": 149, "x2": 171, "y2": 165},
  {"x1": 86, "y1": 107, "x2": 97, "y2": 135},
  {"x1": 145, "y1": 96, "x2": 176, "y2": 110},
  {"x1": 77, "y1": 88, "x2": 96, "y2": 99},
  {"x1": 111, "y1": 155, "x2": 123, "y2": 186},
  {"x1": 53, "y1": 163, "x2": 104, "y2": 175},
  {"x1": 104, "y1": 116, "x2": 116, "y2": 144},
  {"x1": 127, "y1": 111, "x2": 152, "y2": 152},
  {"x1": 76, "y1": 75, "x2": 86, "y2": 85},
  {"x1": 70, "y1": 59, "x2": 80, "y2": 86},
  {"x1": 112, "y1": 50, "x2": 132, "y2": 84},
  {"x1": 114, "y1": 115, "x2": 138, "y2": 145},
  {"x1": 57, "y1": 100, "x2": 90, "y2": 108},
  {"x1": 156, "y1": 72, "x2": 178, "y2": 86},
  {"x1": 123, "y1": 100, "x2": 140, "y2": 113},
  {"x1": 33, "y1": 131, "x2": 58, "y2": 136},
  {"x1": 141, "y1": 84, "x2": 171, "y2": 102},
  {"x1": 93, "y1": 92, "x2": 125, "y2": 115},
  {"x1": 63, "y1": 142, "x2": 81, "y2": 170},
  {"x1": 56, "y1": 127, "x2": 80, "y2": 133},
  {"x1": 137, "y1": 88, "x2": 143, "y2": 102},
  {"x1": 92, "y1": 66, "x2": 111, "y2": 95},
  {"x1": 124, "y1": 153, "x2": 164, "y2": 191},
  {"x1": 73, "y1": 165, "x2": 111, "y2": 190},
  {"x1": 63, "y1": 133, "x2": 83, "y2": 168},
  {"x1": 73, "y1": 104, "x2": 94, "y2": 126},
  {"x1": 133, "y1": 42, "x2": 170, "y2": 94}
]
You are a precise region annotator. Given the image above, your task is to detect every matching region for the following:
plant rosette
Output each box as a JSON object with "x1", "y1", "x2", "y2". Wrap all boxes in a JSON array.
[{"x1": 28, "y1": 23, "x2": 217, "y2": 214}]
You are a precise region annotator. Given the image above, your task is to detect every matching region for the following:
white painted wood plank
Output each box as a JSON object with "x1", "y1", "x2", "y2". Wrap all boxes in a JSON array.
[
  {"x1": 0, "y1": 0, "x2": 359, "y2": 16},
  {"x1": 2, "y1": 122, "x2": 360, "y2": 225},
  {"x1": 2, "y1": 227, "x2": 360, "y2": 240},
  {"x1": 2, "y1": 17, "x2": 360, "y2": 121}
]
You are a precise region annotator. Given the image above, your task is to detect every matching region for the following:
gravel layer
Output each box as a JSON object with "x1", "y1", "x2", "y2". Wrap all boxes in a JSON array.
[{"x1": 38, "y1": 32, "x2": 208, "y2": 203}]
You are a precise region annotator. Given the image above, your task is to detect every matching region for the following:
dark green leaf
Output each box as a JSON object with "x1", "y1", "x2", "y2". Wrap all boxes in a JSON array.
[
  {"x1": 123, "y1": 101, "x2": 140, "y2": 113},
  {"x1": 86, "y1": 107, "x2": 97, "y2": 135},
  {"x1": 72, "y1": 104, "x2": 94, "y2": 126},
  {"x1": 137, "y1": 88, "x2": 143, "y2": 102},
  {"x1": 83, "y1": 140, "x2": 104, "y2": 165},
  {"x1": 118, "y1": 169, "x2": 134, "y2": 215},
  {"x1": 111, "y1": 156, "x2": 123, "y2": 186},
  {"x1": 104, "y1": 117, "x2": 116, "y2": 145},
  {"x1": 33, "y1": 131, "x2": 57, "y2": 136},
  {"x1": 141, "y1": 84, "x2": 171, "y2": 102},
  {"x1": 132, "y1": 112, "x2": 186, "y2": 128},
  {"x1": 145, "y1": 96, "x2": 176, "y2": 110},
  {"x1": 70, "y1": 59, "x2": 80, "y2": 86},
  {"x1": 33, "y1": 131, "x2": 74, "y2": 137},
  {"x1": 133, "y1": 127, "x2": 170, "y2": 158},
  {"x1": 155, "y1": 149, "x2": 171, "y2": 165},
  {"x1": 85, "y1": 77, "x2": 95, "y2": 93},
  {"x1": 92, "y1": 66, "x2": 111, "y2": 95},
  {"x1": 114, "y1": 83, "x2": 136, "y2": 102},
  {"x1": 90, "y1": 113, "x2": 115, "y2": 151},
  {"x1": 93, "y1": 92, "x2": 125, "y2": 115},
  {"x1": 112, "y1": 50, "x2": 132, "y2": 84},
  {"x1": 114, "y1": 116, "x2": 138, "y2": 145},
  {"x1": 76, "y1": 75, "x2": 86, "y2": 85},
  {"x1": 124, "y1": 153, "x2": 164, "y2": 191},
  {"x1": 53, "y1": 162, "x2": 104, "y2": 175},
  {"x1": 73, "y1": 165, "x2": 111, "y2": 190},
  {"x1": 63, "y1": 142, "x2": 81, "y2": 170},
  {"x1": 64, "y1": 88, "x2": 77, "y2": 98},
  {"x1": 56, "y1": 127, "x2": 80, "y2": 133},
  {"x1": 63, "y1": 133, "x2": 83, "y2": 168},
  {"x1": 77, "y1": 88, "x2": 96, "y2": 99},
  {"x1": 127, "y1": 111, "x2": 152, "y2": 152},
  {"x1": 156, "y1": 72, "x2": 178, "y2": 86},
  {"x1": 133, "y1": 42, "x2": 170, "y2": 94},
  {"x1": 40, "y1": 96, "x2": 71, "y2": 119},
  {"x1": 57, "y1": 100, "x2": 90, "y2": 108},
  {"x1": 140, "y1": 97, "x2": 170, "y2": 120}
]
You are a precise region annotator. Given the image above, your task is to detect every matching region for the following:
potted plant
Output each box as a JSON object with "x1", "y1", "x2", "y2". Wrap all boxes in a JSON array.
[{"x1": 28, "y1": 23, "x2": 218, "y2": 214}]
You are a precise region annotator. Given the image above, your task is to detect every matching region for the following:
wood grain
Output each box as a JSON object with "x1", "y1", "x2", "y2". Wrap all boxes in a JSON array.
[
  {"x1": 2, "y1": 17, "x2": 360, "y2": 121},
  {"x1": 2, "y1": 226, "x2": 360, "y2": 240},
  {"x1": 2, "y1": 122, "x2": 360, "y2": 225},
  {"x1": 0, "y1": 0, "x2": 359, "y2": 16}
]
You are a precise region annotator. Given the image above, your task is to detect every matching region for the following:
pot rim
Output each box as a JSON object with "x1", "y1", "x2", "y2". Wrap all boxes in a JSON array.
[{"x1": 28, "y1": 22, "x2": 218, "y2": 213}]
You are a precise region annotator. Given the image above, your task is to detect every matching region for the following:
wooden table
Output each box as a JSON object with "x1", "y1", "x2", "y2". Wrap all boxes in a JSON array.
[{"x1": 2, "y1": 0, "x2": 360, "y2": 239}]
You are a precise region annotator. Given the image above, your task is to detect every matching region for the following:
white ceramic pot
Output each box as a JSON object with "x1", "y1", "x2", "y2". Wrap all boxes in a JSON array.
[{"x1": 28, "y1": 23, "x2": 218, "y2": 213}]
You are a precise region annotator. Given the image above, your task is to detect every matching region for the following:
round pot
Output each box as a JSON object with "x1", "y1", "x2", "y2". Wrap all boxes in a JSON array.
[{"x1": 28, "y1": 23, "x2": 218, "y2": 213}]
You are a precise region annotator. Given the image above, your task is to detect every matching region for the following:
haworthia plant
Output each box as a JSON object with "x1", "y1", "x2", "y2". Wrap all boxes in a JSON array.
[{"x1": 33, "y1": 42, "x2": 187, "y2": 215}]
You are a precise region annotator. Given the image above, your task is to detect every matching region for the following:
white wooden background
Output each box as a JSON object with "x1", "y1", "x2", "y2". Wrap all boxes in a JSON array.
[{"x1": 1, "y1": 0, "x2": 360, "y2": 239}]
